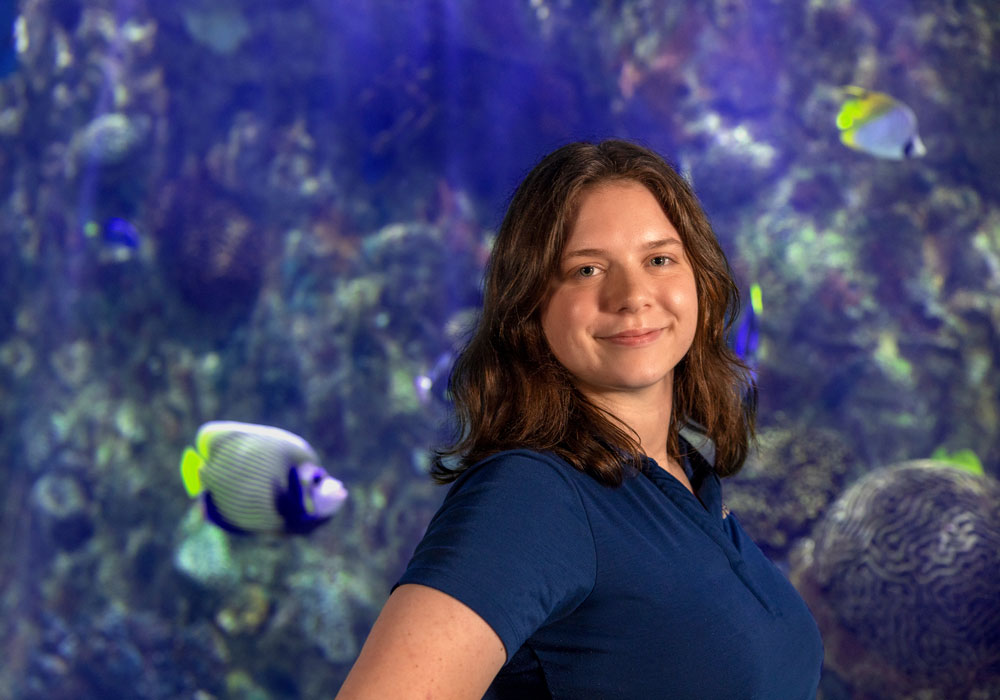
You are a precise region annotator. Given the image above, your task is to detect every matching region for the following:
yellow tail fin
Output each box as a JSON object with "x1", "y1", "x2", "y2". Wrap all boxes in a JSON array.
[{"x1": 180, "y1": 447, "x2": 205, "y2": 497}]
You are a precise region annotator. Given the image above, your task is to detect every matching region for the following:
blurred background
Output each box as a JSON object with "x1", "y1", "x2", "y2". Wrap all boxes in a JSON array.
[{"x1": 1, "y1": 0, "x2": 998, "y2": 698}]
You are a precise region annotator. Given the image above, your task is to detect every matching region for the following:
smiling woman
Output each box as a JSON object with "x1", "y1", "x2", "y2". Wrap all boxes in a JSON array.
[
  {"x1": 336, "y1": 140, "x2": 823, "y2": 700},
  {"x1": 540, "y1": 181, "x2": 699, "y2": 472},
  {"x1": 434, "y1": 139, "x2": 756, "y2": 487}
]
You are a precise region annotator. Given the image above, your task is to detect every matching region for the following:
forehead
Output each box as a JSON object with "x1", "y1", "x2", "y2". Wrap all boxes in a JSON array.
[{"x1": 564, "y1": 180, "x2": 679, "y2": 245}]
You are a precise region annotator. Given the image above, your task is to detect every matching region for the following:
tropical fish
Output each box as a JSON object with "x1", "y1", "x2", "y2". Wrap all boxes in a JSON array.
[
  {"x1": 103, "y1": 218, "x2": 141, "y2": 248},
  {"x1": 84, "y1": 218, "x2": 141, "y2": 249},
  {"x1": 930, "y1": 447, "x2": 985, "y2": 476},
  {"x1": 836, "y1": 86, "x2": 926, "y2": 160},
  {"x1": 413, "y1": 308, "x2": 478, "y2": 406},
  {"x1": 414, "y1": 351, "x2": 454, "y2": 405},
  {"x1": 180, "y1": 421, "x2": 348, "y2": 535},
  {"x1": 732, "y1": 283, "x2": 762, "y2": 367}
]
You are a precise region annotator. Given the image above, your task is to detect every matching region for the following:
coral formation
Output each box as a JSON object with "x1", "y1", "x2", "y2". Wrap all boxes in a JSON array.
[
  {"x1": 792, "y1": 461, "x2": 1000, "y2": 698},
  {"x1": 727, "y1": 425, "x2": 858, "y2": 561},
  {"x1": 30, "y1": 473, "x2": 95, "y2": 552}
]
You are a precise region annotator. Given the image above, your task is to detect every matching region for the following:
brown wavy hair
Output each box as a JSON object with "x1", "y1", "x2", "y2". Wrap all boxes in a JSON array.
[{"x1": 431, "y1": 139, "x2": 756, "y2": 485}]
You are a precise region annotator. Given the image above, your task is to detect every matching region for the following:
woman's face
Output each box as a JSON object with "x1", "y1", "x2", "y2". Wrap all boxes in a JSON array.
[{"x1": 540, "y1": 181, "x2": 698, "y2": 404}]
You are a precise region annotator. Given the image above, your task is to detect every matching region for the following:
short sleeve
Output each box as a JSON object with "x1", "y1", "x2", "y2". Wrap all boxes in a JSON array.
[{"x1": 394, "y1": 450, "x2": 597, "y2": 661}]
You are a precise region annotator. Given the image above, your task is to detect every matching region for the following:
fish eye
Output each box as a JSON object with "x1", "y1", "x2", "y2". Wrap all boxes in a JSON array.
[
  {"x1": 904, "y1": 140, "x2": 914, "y2": 158},
  {"x1": 312, "y1": 473, "x2": 323, "y2": 485}
]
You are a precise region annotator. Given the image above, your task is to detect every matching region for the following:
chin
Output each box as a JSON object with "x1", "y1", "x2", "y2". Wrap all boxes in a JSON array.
[{"x1": 602, "y1": 374, "x2": 673, "y2": 393}]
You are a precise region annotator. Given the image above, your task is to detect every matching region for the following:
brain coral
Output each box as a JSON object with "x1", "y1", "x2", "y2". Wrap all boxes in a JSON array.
[{"x1": 795, "y1": 460, "x2": 1000, "y2": 698}]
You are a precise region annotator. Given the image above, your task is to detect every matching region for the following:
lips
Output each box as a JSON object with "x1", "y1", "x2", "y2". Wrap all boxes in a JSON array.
[{"x1": 599, "y1": 328, "x2": 663, "y2": 346}]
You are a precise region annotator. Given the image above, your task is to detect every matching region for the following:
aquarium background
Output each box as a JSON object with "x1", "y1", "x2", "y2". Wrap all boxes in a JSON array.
[{"x1": 1, "y1": 0, "x2": 998, "y2": 698}]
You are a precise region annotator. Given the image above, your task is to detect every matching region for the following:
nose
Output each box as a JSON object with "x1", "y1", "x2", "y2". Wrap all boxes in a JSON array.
[{"x1": 605, "y1": 266, "x2": 651, "y2": 313}]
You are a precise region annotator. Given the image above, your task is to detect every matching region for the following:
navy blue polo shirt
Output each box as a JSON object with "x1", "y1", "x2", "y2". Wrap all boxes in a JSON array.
[{"x1": 395, "y1": 444, "x2": 823, "y2": 699}]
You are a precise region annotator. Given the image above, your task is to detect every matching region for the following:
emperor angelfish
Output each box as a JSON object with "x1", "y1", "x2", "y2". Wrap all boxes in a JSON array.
[
  {"x1": 836, "y1": 86, "x2": 927, "y2": 160},
  {"x1": 180, "y1": 421, "x2": 348, "y2": 535}
]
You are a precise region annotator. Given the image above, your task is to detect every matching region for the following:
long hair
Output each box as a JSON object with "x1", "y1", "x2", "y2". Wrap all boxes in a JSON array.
[{"x1": 431, "y1": 139, "x2": 756, "y2": 485}]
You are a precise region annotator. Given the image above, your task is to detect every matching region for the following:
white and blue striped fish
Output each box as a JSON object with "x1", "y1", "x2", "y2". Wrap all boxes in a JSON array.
[{"x1": 180, "y1": 421, "x2": 348, "y2": 535}]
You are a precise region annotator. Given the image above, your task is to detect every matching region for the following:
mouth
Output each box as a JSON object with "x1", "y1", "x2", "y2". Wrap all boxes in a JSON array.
[{"x1": 599, "y1": 328, "x2": 663, "y2": 346}]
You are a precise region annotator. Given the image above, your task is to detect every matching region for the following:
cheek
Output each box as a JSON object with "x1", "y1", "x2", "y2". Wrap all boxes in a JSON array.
[
  {"x1": 541, "y1": 292, "x2": 582, "y2": 354},
  {"x1": 670, "y1": 276, "x2": 700, "y2": 340},
  {"x1": 687, "y1": 292, "x2": 702, "y2": 346},
  {"x1": 540, "y1": 300, "x2": 565, "y2": 352},
  {"x1": 684, "y1": 288, "x2": 700, "y2": 328}
]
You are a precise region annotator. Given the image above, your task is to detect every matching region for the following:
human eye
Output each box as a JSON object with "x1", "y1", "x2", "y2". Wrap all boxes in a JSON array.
[
  {"x1": 576, "y1": 264, "x2": 598, "y2": 277},
  {"x1": 649, "y1": 255, "x2": 673, "y2": 267}
]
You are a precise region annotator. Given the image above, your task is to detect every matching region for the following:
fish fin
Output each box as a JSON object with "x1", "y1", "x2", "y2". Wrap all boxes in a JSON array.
[
  {"x1": 195, "y1": 421, "x2": 236, "y2": 456},
  {"x1": 203, "y1": 492, "x2": 254, "y2": 535},
  {"x1": 841, "y1": 85, "x2": 869, "y2": 98},
  {"x1": 836, "y1": 86, "x2": 898, "y2": 131},
  {"x1": 839, "y1": 129, "x2": 871, "y2": 152},
  {"x1": 196, "y1": 420, "x2": 319, "y2": 463},
  {"x1": 750, "y1": 283, "x2": 763, "y2": 316},
  {"x1": 837, "y1": 86, "x2": 872, "y2": 129},
  {"x1": 180, "y1": 447, "x2": 205, "y2": 497},
  {"x1": 836, "y1": 105, "x2": 860, "y2": 132}
]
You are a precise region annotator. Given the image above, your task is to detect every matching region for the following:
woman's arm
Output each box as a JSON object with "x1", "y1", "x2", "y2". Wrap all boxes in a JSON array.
[{"x1": 335, "y1": 583, "x2": 507, "y2": 699}]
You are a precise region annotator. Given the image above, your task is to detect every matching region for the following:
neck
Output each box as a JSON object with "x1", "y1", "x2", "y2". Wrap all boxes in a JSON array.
[{"x1": 585, "y1": 384, "x2": 673, "y2": 468}]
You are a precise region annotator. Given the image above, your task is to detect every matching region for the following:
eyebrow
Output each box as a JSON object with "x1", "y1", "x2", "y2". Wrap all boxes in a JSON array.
[{"x1": 562, "y1": 237, "x2": 683, "y2": 260}]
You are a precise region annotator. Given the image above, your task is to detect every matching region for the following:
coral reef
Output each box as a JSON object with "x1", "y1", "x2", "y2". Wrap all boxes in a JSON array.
[
  {"x1": 152, "y1": 168, "x2": 270, "y2": 317},
  {"x1": 21, "y1": 606, "x2": 227, "y2": 700},
  {"x1": 30, "y1": 473, "x2": 95, "y2": 552},
  {"x1": 726, "y1": 425, "x2": 858, "y2": 561},
  {"x1": 791, "y1": 461, "x2": 1000, "y2": 699}
]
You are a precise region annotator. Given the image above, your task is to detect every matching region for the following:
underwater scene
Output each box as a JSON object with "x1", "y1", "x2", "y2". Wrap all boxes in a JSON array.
[{"x1": 0, "y1": 0, "x2": 998, "y2": 698}]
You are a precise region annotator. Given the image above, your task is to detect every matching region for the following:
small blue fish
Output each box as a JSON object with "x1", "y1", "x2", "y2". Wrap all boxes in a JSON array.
[
  {"x1": 100, "y1": 217, "x2": 142, "y2": 248},
  {"x1": 102, "y1": 217, "x2": 141, "y2": 248},
  {"x1": 414, "y1": 351, "x2": 454, "y2": 405},
  {"x1": 732, "y1": 283, "x2": 762, "y2": 368},
  {"x1": 180, "y1": 421, "x2": 348, "y2": 535},
  {"x1": 836, "y1": 86, "x2": 926, "y2": 160},
  {"x1": 83, "y1": 218, "x2": 141, "y2": 249}
]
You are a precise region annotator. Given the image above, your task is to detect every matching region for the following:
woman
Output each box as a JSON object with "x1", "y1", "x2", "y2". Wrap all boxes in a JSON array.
[{"x1": 336, "y1": 140, "x2": 823, "y2": 699}]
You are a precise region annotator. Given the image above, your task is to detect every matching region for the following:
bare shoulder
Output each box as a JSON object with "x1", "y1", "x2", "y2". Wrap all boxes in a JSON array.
[{"x1": 335, "y1": 583, "x2": 507, "y2": 700}]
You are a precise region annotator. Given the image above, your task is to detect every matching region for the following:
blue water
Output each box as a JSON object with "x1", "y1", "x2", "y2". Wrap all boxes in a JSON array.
[{"x1": 1, "y1": 0, "x2": 998, "y2": 697}]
